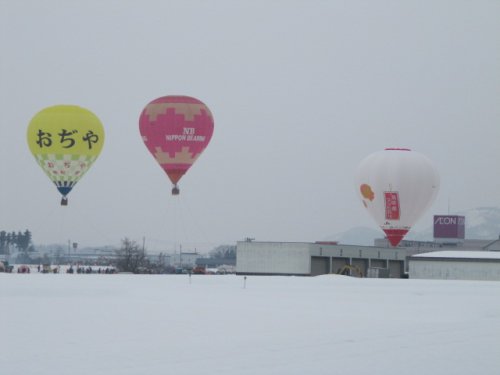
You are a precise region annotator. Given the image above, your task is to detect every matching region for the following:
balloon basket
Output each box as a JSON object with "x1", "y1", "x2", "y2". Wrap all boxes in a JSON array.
[
  {"x1": 171, "y1": 186, "x2": 180, "y2": 195},
  {"x1": 61, "y1": 197, "x2": 68, "y2": 206}
]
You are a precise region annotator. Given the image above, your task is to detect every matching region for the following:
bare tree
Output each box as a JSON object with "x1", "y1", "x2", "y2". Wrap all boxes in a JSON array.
[
  {"x1": 209, "y1": 245, "x2": 236, "y2": 260},
  {"x1": 115, "y1": 238, "x2": 146, "y2": 273}
]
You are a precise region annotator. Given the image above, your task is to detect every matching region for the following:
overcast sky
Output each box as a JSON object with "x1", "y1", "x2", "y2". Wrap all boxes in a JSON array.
[{"x1": 1, "y1": 0, "x2": 498, "y2": 252}]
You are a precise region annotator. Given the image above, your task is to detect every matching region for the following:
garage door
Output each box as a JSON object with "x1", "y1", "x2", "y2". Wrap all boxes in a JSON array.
[
  {"x1": 331, "y1": 257, "x2": 349, "y2": 274},
  {"x1": 351, "y1": 258, "x2": 368, "y2": 277},
  {"x1": 311, "y1": 257, "x2": 329, "y2": 276},
  {"x1": 389, "y1": 260, "x2": 403, "y2": 278}
]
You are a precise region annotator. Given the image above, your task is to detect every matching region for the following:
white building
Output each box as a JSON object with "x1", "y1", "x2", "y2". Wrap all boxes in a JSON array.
[
  {"x1": 169, "y1": 252, "x2": 200, "y2": 268},
  {"x1": 236, "y1": 241, "x2": 422, "y2": 278},
  {"x1": 237, "y1": 240, "x2": 500, "y2": 279},
  {"x1": 409, "y1": 251, "x2": 500, "y2": 281}
]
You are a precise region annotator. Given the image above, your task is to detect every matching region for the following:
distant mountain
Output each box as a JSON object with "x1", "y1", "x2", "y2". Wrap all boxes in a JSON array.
[
  {"x1": 456, "y1": 206, "x2": 500, "y2": 239},
  {"x1": 328, "y1": 206, "x2": 500, "y2": 246},
  {"x1": 408, "y1": 206, "x2": 500, "y2": 240}
]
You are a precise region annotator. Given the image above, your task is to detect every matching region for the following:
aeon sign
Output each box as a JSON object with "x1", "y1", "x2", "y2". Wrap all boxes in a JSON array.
[{"x1": 433, "y1": 215, "x2": 465, "y2": 240}]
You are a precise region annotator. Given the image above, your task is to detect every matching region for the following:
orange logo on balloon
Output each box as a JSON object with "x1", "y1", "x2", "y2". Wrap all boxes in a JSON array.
[{"x1": 360, "y1": 184, "x2": 375, "y2": 201}]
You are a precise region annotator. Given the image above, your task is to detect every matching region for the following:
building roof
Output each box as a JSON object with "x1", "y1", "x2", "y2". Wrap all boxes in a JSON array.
[
  {"x1": 483, "y1": 239, "x2": 500, "y2": 251},
  {"x1": 412, "y1": 251, "x2": 500, "y2": 260}
]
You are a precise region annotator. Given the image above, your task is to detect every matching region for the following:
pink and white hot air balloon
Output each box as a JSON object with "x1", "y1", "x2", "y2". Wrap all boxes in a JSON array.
[
  {"x1": 356, "y1": 148, "x2": 440, "y2": 247},
  {"x1": 139, "y1": 96, "x2": 214, "y2": 195}
]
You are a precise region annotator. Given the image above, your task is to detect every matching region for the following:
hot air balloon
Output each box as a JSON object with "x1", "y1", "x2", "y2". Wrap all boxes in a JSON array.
[
  {"x1": 139, "y1": 96, "x2": 214, "y2": 195},
  {"x1": 27, "y1": 105, "x2": 104, "y2": 205},
  {"x1": 356, "y1": 148, "x2": 439, "y2": 247}
]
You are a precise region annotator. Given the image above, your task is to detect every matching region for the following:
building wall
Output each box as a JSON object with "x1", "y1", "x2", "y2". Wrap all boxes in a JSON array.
[
  {"x1": 375, "y1": 238, "x2": 492, "y2": 250},
  {"x1": 310, "y1": 243, "x2": 409, "y2": 277},
  {"x1": 236, "y1": 242, "x2": 311, "y2": 275},
  {"x1": 369, "y1": 259, "x2": 387, "y2": 268},
  {"x1": 236, "y1": 241, "x2": 411, "y2": 277},
  {"x1": 169, "y1": 253, "x2": 199, "y2": 267},
  {"x1": 410, "y1": 260, "x2": 500, "y2": 281}
]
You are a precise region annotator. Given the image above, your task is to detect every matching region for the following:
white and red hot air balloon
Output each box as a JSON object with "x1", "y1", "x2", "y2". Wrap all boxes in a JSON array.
[{"x1": 356, "y1": 148, "x2": 440, "y2": 247}]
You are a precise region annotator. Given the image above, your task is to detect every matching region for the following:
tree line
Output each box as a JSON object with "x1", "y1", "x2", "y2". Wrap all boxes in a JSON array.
[
  {"x1": 0, "y1": 232, "x2": 235, "y2": 273},
  {"x1": 209, "y1": 245, "x2": 236, "y2": 259},
  {"x1": 0, "y1": 230, "x2": 33, "y2": 254},
  {"x1": 114, "y1": 239, "x2": 236, "y2": 274}
]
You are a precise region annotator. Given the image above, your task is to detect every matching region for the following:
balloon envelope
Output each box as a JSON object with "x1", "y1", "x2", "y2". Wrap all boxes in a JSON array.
[
  {"x1": 139, "y1": 96, "x2": 214, "y2": 194},
  {"x1": 27, "y1": 105, "x2": 104, "y2": 203},
  {"x1": 356, "y1": 148, "x2": 440, "y2": 246}
]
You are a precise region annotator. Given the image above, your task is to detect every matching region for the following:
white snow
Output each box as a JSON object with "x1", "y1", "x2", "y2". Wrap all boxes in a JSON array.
[{"x1": 1, "y1": 273, "x2": 500, "y2": 375}]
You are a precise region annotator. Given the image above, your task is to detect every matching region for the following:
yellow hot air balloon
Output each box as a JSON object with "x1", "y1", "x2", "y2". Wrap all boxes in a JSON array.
[{"x1": 27, "y1": 105, "x2": 104, "y2": 205}]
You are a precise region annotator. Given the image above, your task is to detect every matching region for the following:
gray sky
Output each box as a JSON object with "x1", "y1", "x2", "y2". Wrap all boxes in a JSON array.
[{"x1": 1, "y1": 0, "x2": 499, "y2": 252}]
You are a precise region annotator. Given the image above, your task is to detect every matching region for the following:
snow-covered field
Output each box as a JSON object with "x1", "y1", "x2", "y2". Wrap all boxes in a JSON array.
[{"x1": 1, "y1": 273, "x2": 499, "y2": 375}]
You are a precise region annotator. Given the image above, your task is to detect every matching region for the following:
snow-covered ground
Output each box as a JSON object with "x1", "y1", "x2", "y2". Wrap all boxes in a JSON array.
[{"x1": 1, "y1": 273, "x2": 499, "y2": 375}]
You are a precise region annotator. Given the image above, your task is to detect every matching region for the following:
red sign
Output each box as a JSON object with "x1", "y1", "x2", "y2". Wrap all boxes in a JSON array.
[{"x1": 384, "y1": 192, "x2": 400, "y2": 220}]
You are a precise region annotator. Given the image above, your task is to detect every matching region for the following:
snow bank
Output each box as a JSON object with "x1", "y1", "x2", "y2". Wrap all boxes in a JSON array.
[{"x1": 1, "y1": 274, "x2": 499, "y2": 375}]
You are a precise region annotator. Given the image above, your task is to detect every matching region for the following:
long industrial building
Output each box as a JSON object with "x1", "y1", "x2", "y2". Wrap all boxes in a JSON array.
[
  {"x1": 236, "y1": 214, "x2": 500, "y2": 279},
  {"x1": 409, "y1": 251, "x2": 500, "y2": 281},
  {"x1": 236, "y1": 238, "x2": 500, "y2": 279},
  {"x1": 237, "y1": 241, "x2": 423, "y2": 278}
]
